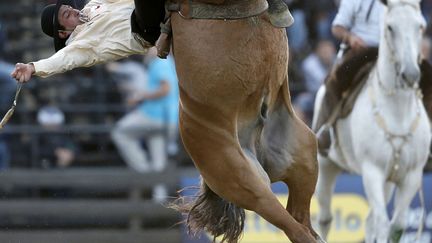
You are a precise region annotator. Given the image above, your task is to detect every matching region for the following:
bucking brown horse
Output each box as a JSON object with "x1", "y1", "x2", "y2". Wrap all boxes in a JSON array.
[{"x1": 166, "y1": 0, "x2": 322, "y2": 242}]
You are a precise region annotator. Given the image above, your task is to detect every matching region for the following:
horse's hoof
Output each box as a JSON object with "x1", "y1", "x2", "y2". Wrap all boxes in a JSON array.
[
  {"x1": 390, "y1": 227, "x2": 403, "y2": 243},
  {"x1": 316, "y1": 236, "x2": 327, "y2": 243},
  {"x1": 267, "y1": 0, "x2": 294, "y2": 28}
]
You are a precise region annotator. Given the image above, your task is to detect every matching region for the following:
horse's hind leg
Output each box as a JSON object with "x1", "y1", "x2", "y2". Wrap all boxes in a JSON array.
[
  {"x1": 178, "y1": 88, "x2": 316, "y2": 243},
  {"x1": 315, "y1": 154, "x2": 341, "y2": 240},
  {"x1": 260, "y1": 81, "x2": 322, "y2": 241}
]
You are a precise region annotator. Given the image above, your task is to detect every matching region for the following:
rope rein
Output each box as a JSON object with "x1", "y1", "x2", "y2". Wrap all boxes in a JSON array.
[{"x1": 0, "y1": 83, "x2": 23, "y2": 129}]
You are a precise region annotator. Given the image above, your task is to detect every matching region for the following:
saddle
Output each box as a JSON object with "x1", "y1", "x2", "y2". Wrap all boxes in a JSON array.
[
  {"x1": 326, "y1": 59, "x2": 432, "y2": 127},
  {"x1": 325, "y1": 62, "x2": 375, "y2": 127},
  {"x1": 339, "y1": 62, "x2": 375, "y2": 118},
  {"x1": 155, "y1": 0, "x2": 294, "y2": 58}
]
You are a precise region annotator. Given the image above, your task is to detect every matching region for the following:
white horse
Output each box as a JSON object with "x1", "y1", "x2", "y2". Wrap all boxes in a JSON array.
[{"x1": 312, "y1": 0, "x2": 430, "y2": 242}]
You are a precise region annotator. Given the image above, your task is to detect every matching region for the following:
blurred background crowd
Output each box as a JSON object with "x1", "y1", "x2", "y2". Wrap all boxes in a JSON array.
[{"x1": 0, "y1": 0, "x2": 431, "y2": 173}]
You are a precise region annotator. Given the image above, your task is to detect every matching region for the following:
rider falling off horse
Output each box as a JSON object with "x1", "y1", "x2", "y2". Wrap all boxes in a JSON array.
[{"x1": 10, "y1": 0, "x2": 292, "y2": 83}]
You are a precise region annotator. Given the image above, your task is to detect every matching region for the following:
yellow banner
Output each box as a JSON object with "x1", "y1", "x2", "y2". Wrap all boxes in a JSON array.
[{"x1": 213, "y1": 194, "x2": 369, "y2": 243}]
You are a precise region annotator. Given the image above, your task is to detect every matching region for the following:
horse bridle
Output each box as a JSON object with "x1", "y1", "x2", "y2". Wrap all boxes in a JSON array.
[
  {"x1": 381, "y1": 0, "x2": 422, "y2": 92},
  {"x1": 375, "y1": 65, "x2": 420, "y2": 96},
  {"x1": 368, "y1": 75, "x2": 423, "y2": 182}
]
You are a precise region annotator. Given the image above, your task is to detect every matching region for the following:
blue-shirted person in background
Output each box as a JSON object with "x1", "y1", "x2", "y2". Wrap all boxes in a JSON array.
[
  {"x1": 0, "y1": 19, "x2": 15, "y2": 170},
  {"x1": 111, "y1": 47, "x2": 179, "y2": 202}
]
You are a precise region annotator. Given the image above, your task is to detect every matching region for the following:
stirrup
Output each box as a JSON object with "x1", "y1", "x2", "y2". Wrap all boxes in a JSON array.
[
  {"x1": 267, "y1": 0, "x2": 294, "y2": 28},
  {"x1": 156, "y1": 33, "x2": 171, "y2": 59},
  {"x1": 155, "y1": 18, "x2": 172, "y2": 59},
  {"x1": 316, "y1": 124, "x2": 331, "y2": 156}
]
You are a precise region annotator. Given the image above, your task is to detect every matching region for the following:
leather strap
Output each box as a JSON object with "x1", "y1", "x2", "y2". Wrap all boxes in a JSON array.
[{"x1": 167, "y1": 0, "x2": 268, "y2": 20}]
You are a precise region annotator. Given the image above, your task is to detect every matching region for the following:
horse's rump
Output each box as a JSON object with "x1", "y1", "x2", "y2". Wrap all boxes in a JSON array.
[{"x1": 171, "y1": 12, "x2": 288, "y2": 108}]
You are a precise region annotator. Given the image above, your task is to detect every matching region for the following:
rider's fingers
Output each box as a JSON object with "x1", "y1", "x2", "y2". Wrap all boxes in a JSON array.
[
  {"x1": 19, "y1": 74, "x2": 26, "y2": 83},
  {"x1": 15, "y1": 72, "x2": 22, "y2": 81},
  {"x1": 24, "y1": 73, "x2": 31, "y2": 82}
]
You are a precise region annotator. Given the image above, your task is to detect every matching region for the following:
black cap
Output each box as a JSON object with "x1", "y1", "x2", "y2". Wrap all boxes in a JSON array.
[{"x1": 40, "y1": 0, "x2": 78, "y2": 52}]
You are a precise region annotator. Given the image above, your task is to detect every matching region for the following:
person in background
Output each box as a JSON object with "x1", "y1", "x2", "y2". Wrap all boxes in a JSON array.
[
  {"x1": 0, "y1": 20, "x2": 15, "y2": 100},
  {"x1": 37, "y1": 105, "x2": 77, "y2": 169},
  {"x1": 285, "y1": 0, "x2": 310, "y2": 52},
  {"x1": 422, "y1": 36, "x2": 432, "y2": 63},
  {"x1": 0, "y1": 19, "x2": 16, "y2": 170},
  {"x1": 105, "y1": 56, "x2": 148, "y2": 102},
  {"x1": 314, "y1": 0, "x2": 384, "y2": 150},
  {"x1": 293, "y1": 39, "x2": 336, "y2": 125},
  {"x1": 111, "y1": 47, "x2": 179, "y2": 202}
]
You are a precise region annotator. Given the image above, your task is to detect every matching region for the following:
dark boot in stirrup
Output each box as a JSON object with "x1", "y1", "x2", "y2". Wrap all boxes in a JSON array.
[{"x1": 267, "y1": 0, "x2": 294, "y2": 28}]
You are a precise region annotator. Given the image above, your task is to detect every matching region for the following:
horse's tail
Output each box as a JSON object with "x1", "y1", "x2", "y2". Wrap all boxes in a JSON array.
[{"x1": 170, "y1": 179, "x2": 245, "y2": 243}]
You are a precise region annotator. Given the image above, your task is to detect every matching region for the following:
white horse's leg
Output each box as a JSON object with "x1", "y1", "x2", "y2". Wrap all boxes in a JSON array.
[
  {"x1": 389, "y1": 169, "x2": 423, "y2": 243},
  {"x1": 315, "y1": 154, "x2": 341, "y2": 240},
  {"x1": 384, "y1": 182, "x2": 396, "y2": 204},
  {"x1": 364, "y1": 210, "x2": 375, "y2": 243},
  {"x1": 362, "y1": 163, "x2": 390, "y2": 243}
]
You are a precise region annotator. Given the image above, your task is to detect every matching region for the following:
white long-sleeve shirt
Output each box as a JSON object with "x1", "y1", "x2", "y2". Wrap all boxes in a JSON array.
[
  {"x1": 332, "y1": 0, "x2": 384, "y2": 47},
  {"x1": 33, "y1": 0, "x2": 151, "y2": 78}
]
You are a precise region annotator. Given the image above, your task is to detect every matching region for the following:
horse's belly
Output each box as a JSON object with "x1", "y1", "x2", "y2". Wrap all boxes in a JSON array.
[{"x1": 171, "y1": 13, "x2": 288, "y2": 107}]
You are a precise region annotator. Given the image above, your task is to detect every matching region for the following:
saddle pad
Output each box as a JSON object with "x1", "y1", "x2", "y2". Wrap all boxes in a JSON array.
[{"x1": 339, "y1": 62, "x2": 376, "y2": 119}]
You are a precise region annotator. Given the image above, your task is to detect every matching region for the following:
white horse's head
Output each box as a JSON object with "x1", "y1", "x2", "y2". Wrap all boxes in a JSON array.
[{"x1": 380, "y1": 0, "x2": 426, "y2": 87}]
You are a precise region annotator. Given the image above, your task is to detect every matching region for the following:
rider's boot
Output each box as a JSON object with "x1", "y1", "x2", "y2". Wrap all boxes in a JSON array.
[
  {"x1": 267, "y1": 0, "x2": 294, "y2": 28},
  {"x1": 131, "y1": 0, "x2": 166, "y2": 45}
]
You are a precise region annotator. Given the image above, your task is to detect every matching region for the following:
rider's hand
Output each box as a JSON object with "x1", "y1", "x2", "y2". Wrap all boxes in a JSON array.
[
  {"x1": 346, "y1": 33, "x2": 367, "y2": 51},
  {"x1": 11, "y1": 63, "x2": 35, "y2": 83}
]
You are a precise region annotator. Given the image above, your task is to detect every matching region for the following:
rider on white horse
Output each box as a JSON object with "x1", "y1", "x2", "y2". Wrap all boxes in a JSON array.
[
  {"x1": 314, "y1": 1, "x2": 431, "y2": 242},
  {"x1": 314, "y1": 0, "x2": 432, "y2": 155}
]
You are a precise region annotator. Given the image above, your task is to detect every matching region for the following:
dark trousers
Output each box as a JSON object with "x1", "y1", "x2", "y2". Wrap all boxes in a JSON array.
[
  {"x1": 131, "y1": 0, "x2": 166, "y2": 45},
  {"x1": 314, "y1": 47, "x2": 379, "y2": 132}
]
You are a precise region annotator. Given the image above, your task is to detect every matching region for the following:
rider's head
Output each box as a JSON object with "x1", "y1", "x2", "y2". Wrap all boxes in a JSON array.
[{"x1": 40, "y1": 0, "x2": 81, "y2": 51}]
